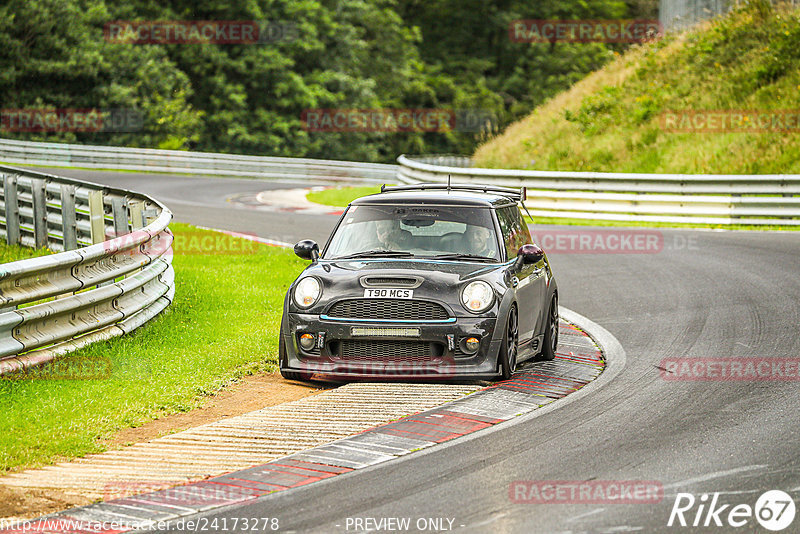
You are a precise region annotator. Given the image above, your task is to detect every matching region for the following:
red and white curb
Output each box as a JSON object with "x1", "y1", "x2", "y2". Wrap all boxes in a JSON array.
[
  {"x1": 226, "y1": 187, "x2": 345, "y2": 216},
  {"x1": 0, "y1": 309, "x2": 621, "y2": 534}
]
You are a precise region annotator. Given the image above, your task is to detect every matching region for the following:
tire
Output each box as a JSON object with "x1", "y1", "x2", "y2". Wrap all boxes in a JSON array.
[
  {"x1": 539, "y1": 295, "x2": 559, "y2": 361},
  {"x1": 499, "y1": 305, "x2": 519, "y2": 380},
  {"x1": 278, "y1": 317, "x2": 312, "y2": 381}
]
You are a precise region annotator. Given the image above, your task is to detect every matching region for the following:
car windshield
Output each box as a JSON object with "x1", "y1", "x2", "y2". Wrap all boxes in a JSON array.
[{"x1": 324, "y1": 204, "x2": 501, "y2": 261}]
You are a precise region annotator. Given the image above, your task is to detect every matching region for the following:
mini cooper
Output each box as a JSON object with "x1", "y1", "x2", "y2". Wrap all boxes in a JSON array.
[{"x1": 279, "y1": 183, "x2": 558, "y2": 382}]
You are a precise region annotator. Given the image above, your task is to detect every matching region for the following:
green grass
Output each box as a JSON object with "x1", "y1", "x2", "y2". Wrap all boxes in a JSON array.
[
  {"x1": 474, "y1": 2, "x2": 800, "y2": 174},
  {"x1": 0, "y1": 243, "x2": 52, "y2": 263},
  {"x1": 0, "y1": 223, "x2": 307, "y2": 472},
  {"x1": 307, "y1": 185, "x2": 393, "y2": 207}
]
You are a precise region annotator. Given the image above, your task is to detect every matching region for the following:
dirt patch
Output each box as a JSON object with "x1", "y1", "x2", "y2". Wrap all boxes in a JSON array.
[
  {"x1": 0, "y1": 372, "x2": 329, "y2": 523},
  {"x1": 0, "y1": 485, "x2": 93, "y2": 525}
]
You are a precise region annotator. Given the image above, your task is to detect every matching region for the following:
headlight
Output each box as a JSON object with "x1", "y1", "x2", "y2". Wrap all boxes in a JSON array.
[
  {"x1": 461, "y1": 281, "x2": 494, "y2": 313},
  {"x1": 293, "y1": 277, "x2": 321, "y2": 309}
]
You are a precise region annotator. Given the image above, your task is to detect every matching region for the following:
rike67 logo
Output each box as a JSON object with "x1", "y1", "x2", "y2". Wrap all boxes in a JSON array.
[{"x1": 668, "y1": 490, "x2": 796, "y2": 531}]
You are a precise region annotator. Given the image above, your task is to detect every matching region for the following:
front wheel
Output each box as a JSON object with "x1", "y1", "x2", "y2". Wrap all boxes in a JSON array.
[
  {"x1": 538, "y1": 296, "x2": 559, "y2": 361},
  {"x1": 499, "y1": 305, "x2": 519, "y2": 380}
]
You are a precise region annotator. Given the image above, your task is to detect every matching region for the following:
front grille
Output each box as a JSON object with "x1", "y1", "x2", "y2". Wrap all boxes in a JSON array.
[
  {"x1": 336, "y1": 340, "x2": 443, "y2": 362},
  {"x1": 327, "y1": 299, "x2": 449, "y2": 321}
]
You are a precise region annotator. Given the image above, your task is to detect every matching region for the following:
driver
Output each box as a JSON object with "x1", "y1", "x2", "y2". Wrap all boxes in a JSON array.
[
  {"x1": 464, "y1": 225, "x2": 497, "y2": 258},
  {"x1": 375, "y1": 219, "x2": 410, "y2": 250}
]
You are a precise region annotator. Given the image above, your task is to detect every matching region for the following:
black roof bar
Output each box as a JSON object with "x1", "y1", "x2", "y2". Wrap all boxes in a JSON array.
[{"x1": 381, "y1": 183, "x2": 527, "y2": 202}]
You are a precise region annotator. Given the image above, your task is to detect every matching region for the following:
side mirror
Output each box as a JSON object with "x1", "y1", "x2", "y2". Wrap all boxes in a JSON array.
[
  {"x1": 517, "y1": 243, "x2": 544, "y2": 264},
  {"x1": 294, "y1": 240, "x2": 320, "y2": 261}
]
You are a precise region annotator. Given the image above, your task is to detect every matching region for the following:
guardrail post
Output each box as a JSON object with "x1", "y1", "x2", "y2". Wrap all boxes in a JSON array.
[
  {"x1": 31, "y1": 178, "x2": 48, "y2": 249},
  {"x1": 60, "y1": 184, "x2": 78, "y2": 251},
  {"x1": 3, "y1": 174, "x2": 20, "y2": 246},
  {"x1": 88, "y1": 190, "x2": 106, "y2": 244},
  {"x1": 128, "y1": 200, "x2": 145, "y2": 229},
  {"x1": 111, "y1": 197, "x2": 129, "y2": 237},
  {"x1": 89, "y1": 190, "x2": 115, "y2": 287},
  {"x1": 143, "y1": 205, "x2": 159, "y2": 225}
]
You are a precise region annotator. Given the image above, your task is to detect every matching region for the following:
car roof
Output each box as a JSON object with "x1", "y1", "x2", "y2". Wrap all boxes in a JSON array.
[{"x1": 351, "y1": 190, "x2": 516, "y2": 208}]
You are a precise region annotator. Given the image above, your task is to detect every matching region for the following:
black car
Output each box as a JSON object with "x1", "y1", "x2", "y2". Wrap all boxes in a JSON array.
[{"x1": 279, "y1": 183, "x2": 558, "y2": 382}]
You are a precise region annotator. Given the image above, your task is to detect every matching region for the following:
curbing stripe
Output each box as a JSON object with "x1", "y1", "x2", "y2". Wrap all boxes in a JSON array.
[{"x1": 264, "y1": 459, "x2": 353, "y2": 475}]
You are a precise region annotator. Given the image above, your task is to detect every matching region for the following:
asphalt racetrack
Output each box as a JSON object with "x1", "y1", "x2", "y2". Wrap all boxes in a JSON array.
[{"x1": 31, "y1": 168, "x2": 800, "y2": 533}]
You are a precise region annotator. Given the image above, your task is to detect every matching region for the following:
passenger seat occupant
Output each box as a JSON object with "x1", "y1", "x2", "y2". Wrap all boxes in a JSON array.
[{"x1": 464, "y1": 225, "x2": 497, "y2": 258}]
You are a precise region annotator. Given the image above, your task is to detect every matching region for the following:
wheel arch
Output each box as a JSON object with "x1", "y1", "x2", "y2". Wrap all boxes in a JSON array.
[{"x1": 491, "y1": 290, "x2": 517, "y2": 344}]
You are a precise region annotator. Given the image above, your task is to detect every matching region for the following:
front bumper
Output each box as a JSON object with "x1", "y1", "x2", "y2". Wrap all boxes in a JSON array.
[{"x1": 282, "y1": 312, "x2": 502, "y2": 381}]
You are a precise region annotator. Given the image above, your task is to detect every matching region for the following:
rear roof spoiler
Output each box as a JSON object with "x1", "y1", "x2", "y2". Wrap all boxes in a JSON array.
[{"x1": 380, "y1": 183, "x2": 527, "y2": 202}]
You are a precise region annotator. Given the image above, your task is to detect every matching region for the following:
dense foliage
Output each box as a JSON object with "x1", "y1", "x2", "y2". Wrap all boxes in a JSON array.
[{"x1": 0, "y1": 0, "x2": 655, "y2": 161}]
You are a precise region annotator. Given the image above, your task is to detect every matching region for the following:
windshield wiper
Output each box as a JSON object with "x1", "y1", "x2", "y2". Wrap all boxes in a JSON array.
[
  {"x1": 334, "y1": 250, "x2": 416, "y2": 259},
  {"x1": 429, "y1": 253, "x2": 498, "y2": 262}
]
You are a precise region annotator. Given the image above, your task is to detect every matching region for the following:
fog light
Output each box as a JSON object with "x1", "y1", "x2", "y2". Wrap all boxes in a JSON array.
[
  {"x1": 299, "y1": 333, "x2": 315, "y2": 350},
  {"x1": 464, "y1": 337, "x2": 480, "y2": 354}
]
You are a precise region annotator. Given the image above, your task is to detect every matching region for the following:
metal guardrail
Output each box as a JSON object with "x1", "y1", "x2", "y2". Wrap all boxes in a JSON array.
[
  {"x1": 0, "y1": 164, "x2": 175, "y2": 376},
  {"x1": 0, "y1": 138, "x2": 397, "y2": 184},
  {"x1": 659, "y1": 0, "x2": 732, "y2": 31},
  {"x1": 659, "y1": 0, "x2": 799, "y2": 32},
  {"x1": 398, "y1": 155, "x2": 800, "y2": 225}
]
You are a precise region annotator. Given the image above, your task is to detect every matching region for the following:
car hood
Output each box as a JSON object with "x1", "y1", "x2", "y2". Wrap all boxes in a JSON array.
[{"x1": 312, "y1": 258, "x2": 503, "y2": 281}]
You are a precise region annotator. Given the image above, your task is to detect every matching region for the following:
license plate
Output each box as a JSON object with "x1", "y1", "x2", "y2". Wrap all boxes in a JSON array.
[{"x1": 363, "y1": 288, "x2": 414, "y2": 299}]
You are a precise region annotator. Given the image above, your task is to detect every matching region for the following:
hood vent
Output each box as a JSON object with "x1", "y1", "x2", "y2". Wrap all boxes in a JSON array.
[{"x1": 360, "y1": 276, "x2": 423, "y2": 288}]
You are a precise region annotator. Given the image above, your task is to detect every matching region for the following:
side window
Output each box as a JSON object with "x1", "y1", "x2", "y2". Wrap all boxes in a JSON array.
[{"x1": 499, "y1": 206, "x2": 532, "y2": 258}]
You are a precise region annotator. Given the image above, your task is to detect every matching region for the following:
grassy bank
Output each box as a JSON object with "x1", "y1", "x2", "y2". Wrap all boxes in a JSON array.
[
  {"x1": 474, "y1": 2, "x2": 800, "y2": 174},
  {"x1": 306, "y1": 185, "x2": 390, "y2": 208},
  {"x1": 0, "y1": 223, "x2": 306, "y2": 472}
]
